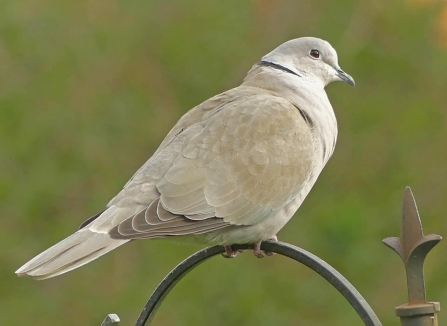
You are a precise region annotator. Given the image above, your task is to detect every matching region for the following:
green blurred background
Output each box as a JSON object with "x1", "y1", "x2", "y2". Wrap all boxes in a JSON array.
[{"x1": 2, "y1": 0, "x2": 447, "y2": 325}]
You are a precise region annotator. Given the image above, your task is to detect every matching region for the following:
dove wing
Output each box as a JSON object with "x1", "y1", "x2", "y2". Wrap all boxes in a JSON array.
[{"x1": 109, "y1": 87, "x2": 314, "y2": 239}]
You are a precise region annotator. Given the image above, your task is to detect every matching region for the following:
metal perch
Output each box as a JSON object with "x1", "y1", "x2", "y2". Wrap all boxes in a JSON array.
[{"x1": 101, "y1": 187, "x2": 441, "y2": 325}]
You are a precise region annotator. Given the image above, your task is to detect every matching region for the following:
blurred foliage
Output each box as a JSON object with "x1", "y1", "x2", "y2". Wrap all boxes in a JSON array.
[{"x1": 2, "y1": 0, "x2": 447, "y2": 325}]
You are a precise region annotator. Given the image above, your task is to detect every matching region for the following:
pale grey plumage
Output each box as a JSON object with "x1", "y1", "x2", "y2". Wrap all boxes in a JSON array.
[{"x1": 16, "y1": 37, "x2": 354, "y2": 279}]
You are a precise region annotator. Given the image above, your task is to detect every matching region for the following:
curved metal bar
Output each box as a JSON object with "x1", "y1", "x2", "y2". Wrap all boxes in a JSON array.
[
  {"x1": 135, "y1": 241, "x2": 382, "y2": 326},
  {"x1": 135, "y1": 245, "x2": 225, "y2": 326}
]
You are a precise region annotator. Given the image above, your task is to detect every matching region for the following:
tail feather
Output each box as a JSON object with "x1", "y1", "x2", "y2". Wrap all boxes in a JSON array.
[
  {"x1": 15, "y1": 205, "x2": 142, "y2": 280},
  {"x1": 15, "y1": 229, "x2": 128, "y2": 280}
]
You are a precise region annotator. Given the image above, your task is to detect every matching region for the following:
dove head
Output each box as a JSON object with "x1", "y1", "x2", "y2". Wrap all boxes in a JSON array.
[{"x1": 261, "y1": 37, "x2": 355, "y2": 87}]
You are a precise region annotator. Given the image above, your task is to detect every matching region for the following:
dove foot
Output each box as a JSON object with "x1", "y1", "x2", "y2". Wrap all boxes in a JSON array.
[
  {"x1": 253, "y1": 236, "x2": 278, "y2": 258},
  {"x1": 221, "y1": 245, "x2": 245, "y2": 258}
]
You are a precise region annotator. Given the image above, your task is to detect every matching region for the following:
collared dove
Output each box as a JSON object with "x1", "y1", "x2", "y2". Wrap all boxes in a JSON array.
[{"x1": 16, "y1": 37, "x2": 354, "y2": 280}]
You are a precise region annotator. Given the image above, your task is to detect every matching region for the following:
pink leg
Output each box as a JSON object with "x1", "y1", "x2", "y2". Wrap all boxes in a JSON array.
[
  {"x1": 253, "y1": 236, "x2": 278, "y2": 258},
  {"x1": 221, "y1": 245, "x2": 244, "y2": 258}
]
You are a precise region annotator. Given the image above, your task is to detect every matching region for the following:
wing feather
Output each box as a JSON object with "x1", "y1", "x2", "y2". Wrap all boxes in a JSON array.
[{"x1": 109, "y1": 88, "x2": 314, "y2": 240}]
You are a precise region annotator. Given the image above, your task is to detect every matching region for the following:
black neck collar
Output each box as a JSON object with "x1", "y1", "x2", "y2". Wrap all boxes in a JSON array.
[{"x1": 258, "y1": 61, "x2": 301, "y2": 77}]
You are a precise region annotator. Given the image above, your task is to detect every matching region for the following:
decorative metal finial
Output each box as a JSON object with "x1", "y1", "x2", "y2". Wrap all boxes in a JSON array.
[{"x1": 383, "y1": 186, "x2": 441, "y2": 324}]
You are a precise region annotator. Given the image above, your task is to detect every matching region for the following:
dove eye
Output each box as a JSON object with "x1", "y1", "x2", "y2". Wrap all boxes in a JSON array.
[{"x1": 309, "y1": 49, "x2": 320, "y2": 59}]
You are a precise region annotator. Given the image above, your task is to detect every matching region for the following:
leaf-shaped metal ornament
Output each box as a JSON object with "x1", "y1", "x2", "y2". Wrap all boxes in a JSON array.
[{"x1": 383, "y1": 187, "x2": 441, "y2": 325}]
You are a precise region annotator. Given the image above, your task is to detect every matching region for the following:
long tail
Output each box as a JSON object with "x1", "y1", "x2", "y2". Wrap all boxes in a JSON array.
[{"x1": 15, "y1": 205, "x2": 140, "y2": 280}]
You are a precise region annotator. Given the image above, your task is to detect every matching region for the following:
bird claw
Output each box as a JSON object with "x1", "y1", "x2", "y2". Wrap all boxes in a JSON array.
[
  {"x1": 253, "y1": 236, "x2": 278, "y2": 258},
  {"x1": 222, "y1": 237, "x2": 278, "y2": 258},
  {"x1": 253, "y1": 249, "x2": 267, "y2": 258},
  {"x1": 221, "y1": 246, "x2": 245, "y2": 258}
]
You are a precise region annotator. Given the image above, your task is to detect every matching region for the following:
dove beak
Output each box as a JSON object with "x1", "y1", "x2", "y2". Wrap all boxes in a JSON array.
[{"x1": 335, "y1": 67, "x2": 355, "y2": 86}]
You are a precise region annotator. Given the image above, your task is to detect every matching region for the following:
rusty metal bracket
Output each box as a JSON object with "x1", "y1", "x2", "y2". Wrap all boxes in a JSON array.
[
  {"x1": 383, "y1": 187, "x2": 442, "y2": 325},
  {"x1": 134, "y1": 241, "x2": 382, "y2": 326}
]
